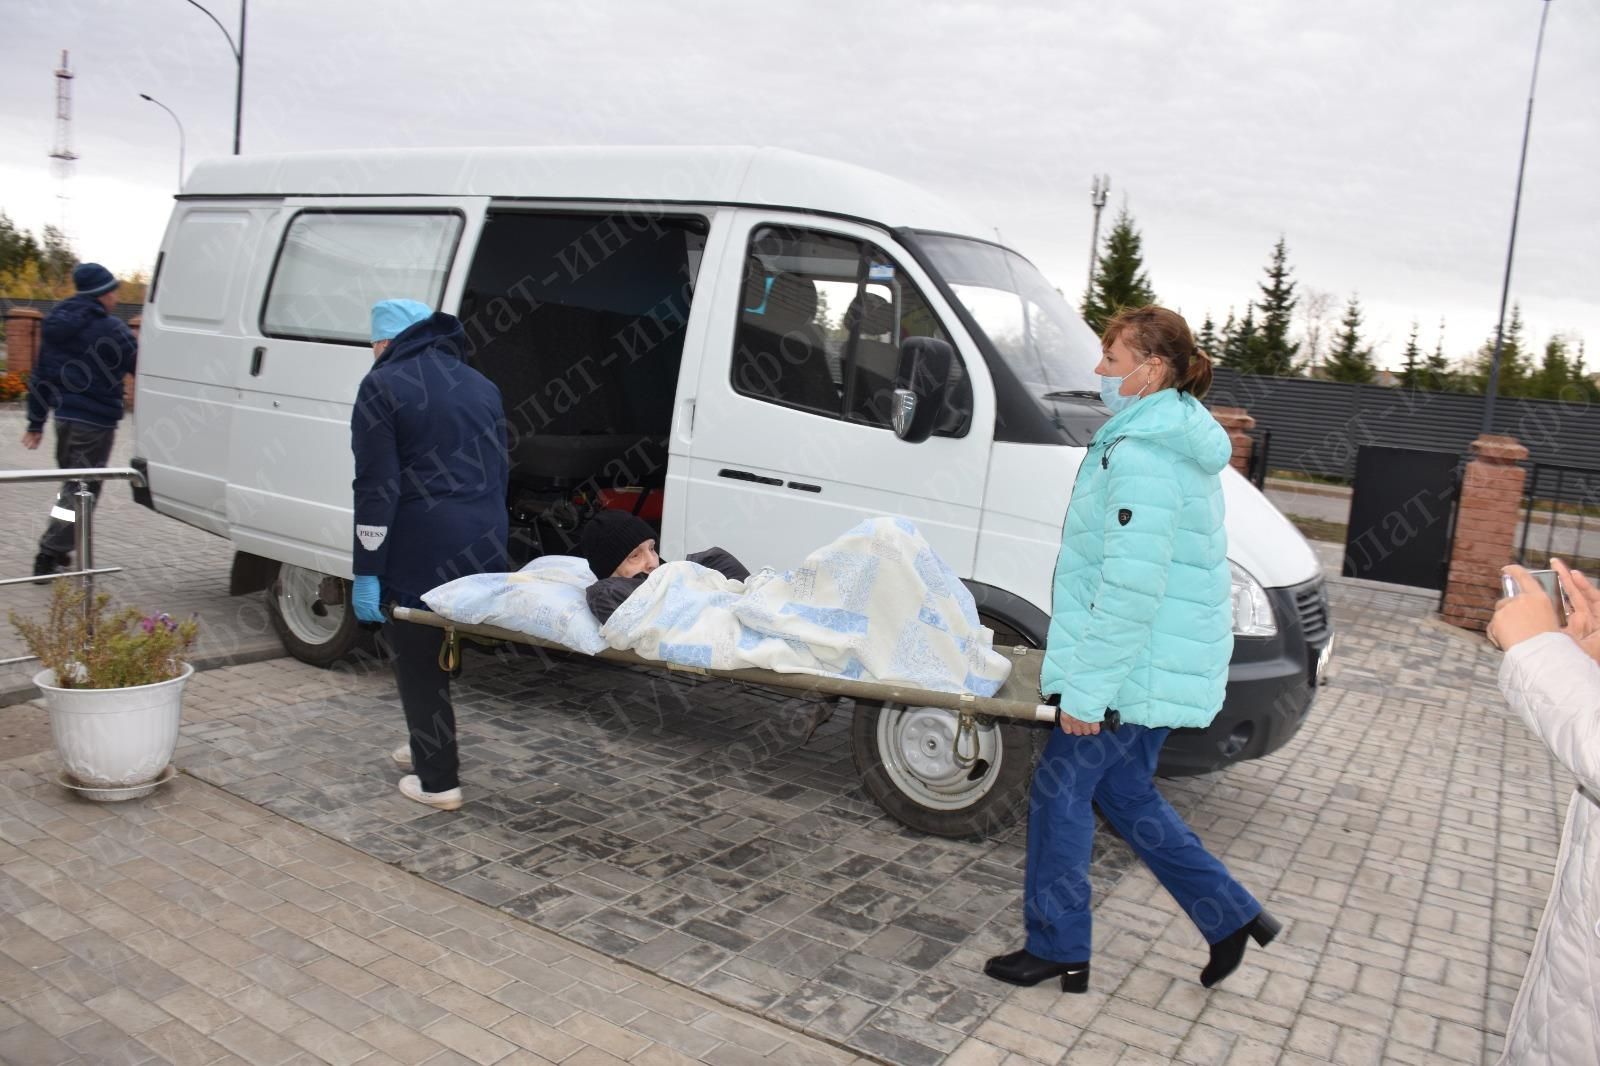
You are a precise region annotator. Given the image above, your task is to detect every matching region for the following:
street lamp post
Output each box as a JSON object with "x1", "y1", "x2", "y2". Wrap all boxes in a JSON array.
[
  {"x1": 139, "y1": 94, "x2": 186, "y2": 187},
  {"x1": 1481, "y1": 0, "x2": 1554, "y2": 436},
  {"x1": 183, "y1": 0, "x2": 246, "y2": 154}
]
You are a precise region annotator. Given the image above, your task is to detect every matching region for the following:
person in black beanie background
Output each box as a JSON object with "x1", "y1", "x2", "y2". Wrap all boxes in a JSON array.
[
  {"x1": 22, "y1": 262, "x2": 138, "y2": 579},
  {"x1": 580, "y1": 510, "x2": 749, "y2": 624}
]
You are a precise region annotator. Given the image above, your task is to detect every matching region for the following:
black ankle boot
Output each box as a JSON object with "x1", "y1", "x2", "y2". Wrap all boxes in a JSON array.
[
  {"x1": 32, "y1": 552, "x2": 66, "y2": 584},
  {"x1": 984, "y1": 949, "x2": 1090, "y2": 993},
  {"x1": 1201, "y1": 911, "x2": 1281, "y2": 988}
]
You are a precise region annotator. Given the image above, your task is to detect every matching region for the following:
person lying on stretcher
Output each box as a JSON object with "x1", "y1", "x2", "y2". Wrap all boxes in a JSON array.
[{"x1": 579, "y1": 511, "x2": 750, "y2": 624}]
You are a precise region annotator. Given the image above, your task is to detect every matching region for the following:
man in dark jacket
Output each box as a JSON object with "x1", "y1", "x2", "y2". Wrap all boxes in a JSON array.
[
  {"x1": 349, "y1": 299, "x2": 509, "y2": 811},
  {"x1": 22, "y1": 263, "x2": 138, "y2": 578},
  {"x1": 580, "y1": 510, "x2": 749, "y2": 624}
]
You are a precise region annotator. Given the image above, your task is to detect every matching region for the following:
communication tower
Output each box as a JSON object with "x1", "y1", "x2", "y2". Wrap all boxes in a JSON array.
[{"x1": 48, "y1": 50, "x2": 78, "y2": 232}]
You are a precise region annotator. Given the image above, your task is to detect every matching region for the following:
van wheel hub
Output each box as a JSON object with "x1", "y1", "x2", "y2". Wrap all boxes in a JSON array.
[
  {"x1": 274, "y1": 564, "x2": 346, "y2": 646},
  {"x1": 877, "y1": 704, "x2": 1002, "y2": 810}
]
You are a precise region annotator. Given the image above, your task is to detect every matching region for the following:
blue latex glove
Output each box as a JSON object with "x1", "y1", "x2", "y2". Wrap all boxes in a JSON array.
[{"x1": 352, "y1": 575, "x2": 383, "y2": 623}]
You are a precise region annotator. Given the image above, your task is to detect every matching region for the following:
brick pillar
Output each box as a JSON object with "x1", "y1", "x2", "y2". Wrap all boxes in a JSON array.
[
  {"x1": 1441, "y1": 434, "x2": 1530, "y2": 632},
  {"x1": 4, "y1": 308, "x2": 43, "y2": 378},
  {"x1": 125, "y1": 315, "x2": 140, "y2": 411},
  {"x1": 1210, "y1": 406, "x2": 1255, "y2": 478}
]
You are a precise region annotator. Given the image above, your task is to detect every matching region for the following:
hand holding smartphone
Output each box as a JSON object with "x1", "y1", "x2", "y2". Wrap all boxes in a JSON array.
[{"x1": 1502, "y1": 568, "x2": 1571, "y2": 626}]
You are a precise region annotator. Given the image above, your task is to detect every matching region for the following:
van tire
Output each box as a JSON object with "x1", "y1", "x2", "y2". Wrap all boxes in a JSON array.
[
  {"x1": 851, "y1": 702, "x2": 1043, "y2": 839},
  {"x1": 266, "y1": 563, "x2": 363, "y2": 667},
  {"x1": 850, "y1": 610, "x2": 1045, "y2": 839}
]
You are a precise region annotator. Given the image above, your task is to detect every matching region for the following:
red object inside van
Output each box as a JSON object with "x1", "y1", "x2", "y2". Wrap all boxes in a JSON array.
[{"x1": 595, "y1": 488, "x2": 662, "y2": 523}]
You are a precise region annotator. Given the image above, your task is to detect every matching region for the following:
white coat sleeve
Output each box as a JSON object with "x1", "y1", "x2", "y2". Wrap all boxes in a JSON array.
[{"x1": 1498, "y1": 631, "x2": 1600, "y2": 795}]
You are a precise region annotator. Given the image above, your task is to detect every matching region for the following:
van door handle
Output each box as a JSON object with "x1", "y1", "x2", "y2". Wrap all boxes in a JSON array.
[
  {"x1": 718, "y1": 468, "x2": 783, "y2": 487},
  {"x1": 249, "y1": 346, "x2": 266, "y2": 377}
]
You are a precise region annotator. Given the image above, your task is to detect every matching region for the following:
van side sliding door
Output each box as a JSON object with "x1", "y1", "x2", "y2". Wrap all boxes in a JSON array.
[{"x1": 228, "y1": 197, "x2": 488, "y2": 576}]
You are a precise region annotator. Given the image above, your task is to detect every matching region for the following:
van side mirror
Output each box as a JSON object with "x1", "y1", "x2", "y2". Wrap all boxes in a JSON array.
[{"x1": 892, "y1": 337, "x2": 955, "y2": 443}]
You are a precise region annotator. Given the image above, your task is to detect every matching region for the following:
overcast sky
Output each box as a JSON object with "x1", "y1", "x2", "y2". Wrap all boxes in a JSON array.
[{"x1": 3, "y1": 0, "x2": 1596, "y2": 370}]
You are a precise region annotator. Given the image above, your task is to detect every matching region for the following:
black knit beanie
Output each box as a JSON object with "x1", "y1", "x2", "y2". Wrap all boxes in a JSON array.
[{"x1": 579, "y1": 510, "x2": 657, "y2": 579}]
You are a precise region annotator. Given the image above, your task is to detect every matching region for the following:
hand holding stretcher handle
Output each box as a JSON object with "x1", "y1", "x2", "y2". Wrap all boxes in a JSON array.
[{"x1": 1042, "y1": 693, "x2": 1120, "y2": 734}]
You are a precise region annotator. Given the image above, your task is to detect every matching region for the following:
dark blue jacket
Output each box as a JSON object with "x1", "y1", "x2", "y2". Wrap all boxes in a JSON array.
[
  {"x1": 25, "y1": 294, "x2": 139, "y2": 432},
  {"x1": 350, "y1": 313, "x2": 509, "y2": 609}
]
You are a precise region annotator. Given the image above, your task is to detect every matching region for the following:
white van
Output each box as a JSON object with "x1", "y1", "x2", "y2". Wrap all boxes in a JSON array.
[{"x1": 132, "y1": 146, "x2": 1332, "y2": 837}]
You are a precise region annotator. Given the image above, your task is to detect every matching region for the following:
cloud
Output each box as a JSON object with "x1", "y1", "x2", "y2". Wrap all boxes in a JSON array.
[{"x1": 2, "y1": 0, "x2": 1595, "y2": 365}]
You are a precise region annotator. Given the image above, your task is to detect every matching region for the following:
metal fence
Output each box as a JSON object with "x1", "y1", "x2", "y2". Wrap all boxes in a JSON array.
[
  {"x1": 1207, "y1": 369, "x2": 1600, "y2": 500},
  {"x1": 1518, "y1": 462, "x2": 1600, "y2": 568}
]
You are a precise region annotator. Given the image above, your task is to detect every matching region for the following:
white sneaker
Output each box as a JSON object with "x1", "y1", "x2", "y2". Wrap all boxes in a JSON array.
[
  {"x1": 391, "y1": 742, "x2": 413, "y2": 770},
  {"x1": 398, "y1": 775, "x2": 462, "y2": 811}
]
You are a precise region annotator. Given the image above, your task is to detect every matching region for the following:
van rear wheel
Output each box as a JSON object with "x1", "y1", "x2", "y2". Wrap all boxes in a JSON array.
[{"x1": 266, "y1": 563, "x2": 363, "y2": 667}]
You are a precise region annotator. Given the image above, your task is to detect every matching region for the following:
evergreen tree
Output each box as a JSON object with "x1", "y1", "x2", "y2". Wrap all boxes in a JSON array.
[
  {"x1": 1325, "y1": 296, "x2": 1377, "y2": 384},
  {"x1": 1196, "y1": 312, "x2": 1219, "y2": 356},
  {"x1": 1532, "y1": 334, "x2": 1570, "y2": 398},
  {"x1": 1531, "y1": 334, "x2": 1599, "y2": 402},
  {"x1": 1253, "y1": 237, "x2": 1300, "y2": 375},
  {"x1": 1081, "y1": 207, "x2": 1156, "y2": 333},
  {"x1": 1216, "y1": 310, "x2": 1237, "y2": 366},
  {"x1": 1471, "y1": 304, "x2": 1529, "y2": 395},
  {"x1": 1220, "y1": 307, "x2": 1258, "y2": 371},
  {"x1": 1424, "y1": 318, "x2": 1451, "y2": 390},
  {"x1": 1398, "y1": 322, "x2": 1423, "y2": 389}
]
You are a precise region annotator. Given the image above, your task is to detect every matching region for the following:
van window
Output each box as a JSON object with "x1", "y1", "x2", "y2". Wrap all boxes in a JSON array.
[
  {"x1": 731, "y1": 225, "x2": 970, "y2": 436},
  {"x1": 160, "y1": 210, "x2": 253, "y2": 327},
  {"x1": 261, "y1": 211, "x2": 462, "y2": 344}
]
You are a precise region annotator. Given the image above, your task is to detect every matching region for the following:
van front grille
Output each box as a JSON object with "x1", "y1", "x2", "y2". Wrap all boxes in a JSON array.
[{"x1": 1293, "y1": 579, "x2": 1331, "y2": 646}]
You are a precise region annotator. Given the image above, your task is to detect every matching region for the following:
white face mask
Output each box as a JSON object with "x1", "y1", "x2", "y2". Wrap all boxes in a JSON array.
[{"x1": 1099, "y1": 360, "x2": 1156, "y2": 414}]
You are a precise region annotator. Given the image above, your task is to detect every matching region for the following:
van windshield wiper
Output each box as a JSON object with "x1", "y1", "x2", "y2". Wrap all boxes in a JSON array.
[{"x1": 1043, "y1": 390, "x2": 1102, "y2": 401}]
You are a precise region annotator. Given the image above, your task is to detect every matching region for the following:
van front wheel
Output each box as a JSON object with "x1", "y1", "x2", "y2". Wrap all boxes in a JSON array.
[
  {"x1": 266, "y1": 563, "x2": 363, "y2": 667},
  {"x1": 851, "y1": 702, "x2": 1042, "y2": 839}
]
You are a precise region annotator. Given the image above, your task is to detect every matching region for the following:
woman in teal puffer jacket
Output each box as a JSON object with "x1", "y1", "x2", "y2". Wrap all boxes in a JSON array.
[{"x1": 985, "y1": 306, "x2": 1278, "y2": 994}]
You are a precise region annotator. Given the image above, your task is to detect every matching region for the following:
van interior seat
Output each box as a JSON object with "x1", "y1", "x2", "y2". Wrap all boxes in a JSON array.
[
  {"x1": 844, "y1": 292, "x2": 899, "y2": 423},
  {"x1": 733, "y1": 265, "x2": 839, "y2": 415}
]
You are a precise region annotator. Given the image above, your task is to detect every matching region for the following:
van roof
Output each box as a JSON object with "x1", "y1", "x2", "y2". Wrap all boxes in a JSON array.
[{"x1": 181, "y1": 145, "x2": 993, "y2": 239}]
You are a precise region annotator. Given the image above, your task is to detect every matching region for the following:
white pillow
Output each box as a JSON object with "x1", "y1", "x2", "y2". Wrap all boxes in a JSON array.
[{"x1": 421, "y1": 555, "x2": 607, "y2": 655}]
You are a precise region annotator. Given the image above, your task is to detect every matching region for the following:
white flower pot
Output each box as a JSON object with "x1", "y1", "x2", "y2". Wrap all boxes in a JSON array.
[{"x1": 34, "y1": 663, "x2": 191, "y2": 801}]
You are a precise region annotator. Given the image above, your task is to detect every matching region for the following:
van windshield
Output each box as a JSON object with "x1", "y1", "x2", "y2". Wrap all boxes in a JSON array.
[{"x1": 913, "y1": 234, "x2": 1102, "y2": 398}]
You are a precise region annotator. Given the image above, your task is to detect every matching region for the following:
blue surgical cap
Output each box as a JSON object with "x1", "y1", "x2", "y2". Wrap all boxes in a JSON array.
[{"x1": 370, "y1": 299, "x2": 433, "y2": 342}]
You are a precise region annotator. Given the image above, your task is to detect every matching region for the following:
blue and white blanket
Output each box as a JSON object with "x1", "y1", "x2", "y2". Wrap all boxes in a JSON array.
[
  {"x1": 421, "y1": 518, "x2": 1012, "y2": 696},
  {"x1": 602, "y1": 518, "x2": 1011, "y2": 695}
]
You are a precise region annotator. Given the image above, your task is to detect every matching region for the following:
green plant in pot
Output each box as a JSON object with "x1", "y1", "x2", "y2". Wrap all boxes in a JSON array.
[{"x1": 11, "y1": 581, "x2": 199, "y2": 801}]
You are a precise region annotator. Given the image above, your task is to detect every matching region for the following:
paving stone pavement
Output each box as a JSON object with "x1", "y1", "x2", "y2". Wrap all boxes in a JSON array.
[
  {"x1": 2, "y1": 574, "x2": 1558, "y2": 1065},
  {"x1": 0, "y1": 406, "x2": 286, "y2": 704},
  {"x1": 0, "y1": 751, "x2": 867, "y2": 1066}
]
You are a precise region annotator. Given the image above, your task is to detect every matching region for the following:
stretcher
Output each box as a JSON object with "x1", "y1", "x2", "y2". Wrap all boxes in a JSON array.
[{"x1": 392, "y1": 606, "x2": 1057, "y2": 727}]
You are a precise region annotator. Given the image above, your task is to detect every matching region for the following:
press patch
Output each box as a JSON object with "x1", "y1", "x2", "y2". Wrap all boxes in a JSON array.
[
  {"x1": 1118, "y1": 508, "x2": 1132, "y2": 526},
  {"x1": 356, "y1": 525, "x2": 388, "y2": 550}
]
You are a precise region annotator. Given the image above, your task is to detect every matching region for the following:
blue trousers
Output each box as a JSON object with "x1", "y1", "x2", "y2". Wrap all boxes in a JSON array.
[{"x1": 1023, "y1": 723, "x2": 1260, "y2": 962}]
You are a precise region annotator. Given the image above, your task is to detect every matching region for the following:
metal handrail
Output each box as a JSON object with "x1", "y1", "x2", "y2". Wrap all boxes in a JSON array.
[{"x1": 0, "y1": 467, "x2": 148, "y2": 669}]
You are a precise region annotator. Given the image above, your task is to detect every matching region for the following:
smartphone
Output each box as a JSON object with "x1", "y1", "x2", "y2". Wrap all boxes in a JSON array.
[{"x1": 1502, "y1": 569, "x2": 1570, "y2": 625}]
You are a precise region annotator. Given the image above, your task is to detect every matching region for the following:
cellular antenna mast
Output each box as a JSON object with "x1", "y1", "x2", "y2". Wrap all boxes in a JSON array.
[{"x1": 49, "y1": 49, "x2": 79, "y2": 233}]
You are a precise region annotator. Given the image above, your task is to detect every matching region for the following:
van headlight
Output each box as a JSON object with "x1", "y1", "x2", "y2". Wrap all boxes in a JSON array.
[{"x1": 1230, "y1": 561, "x2": 1277, "y2": 637}]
